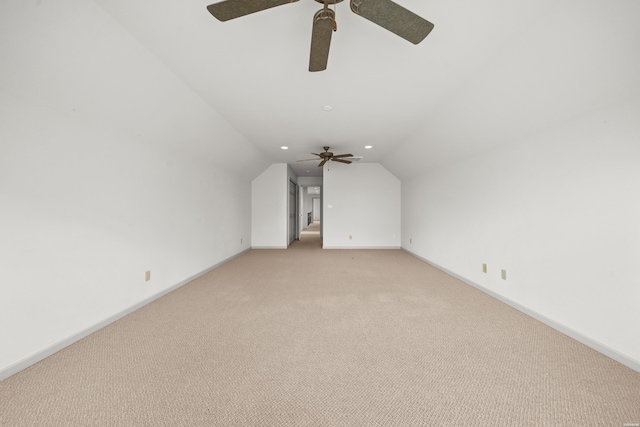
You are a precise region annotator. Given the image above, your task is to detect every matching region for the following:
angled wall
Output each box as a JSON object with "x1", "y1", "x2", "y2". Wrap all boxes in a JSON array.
[{"x1": 251, "y1": 164, "x2": 289, "y2": 248}]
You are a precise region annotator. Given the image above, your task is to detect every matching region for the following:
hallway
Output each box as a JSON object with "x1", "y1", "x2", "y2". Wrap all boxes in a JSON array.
[{"x1": 293, "y1": 221, "x2": 321, "y2": 249}]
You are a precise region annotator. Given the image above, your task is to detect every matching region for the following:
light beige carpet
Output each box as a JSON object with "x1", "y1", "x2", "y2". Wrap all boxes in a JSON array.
[{"x1": 1, "y1": 228, "x2": 639, "y2": 426}]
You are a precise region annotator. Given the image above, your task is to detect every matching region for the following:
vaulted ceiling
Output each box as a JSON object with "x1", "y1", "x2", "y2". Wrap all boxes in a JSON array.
[{"x1": 6, "y1": 1, "x2": 640, "y2": 179}]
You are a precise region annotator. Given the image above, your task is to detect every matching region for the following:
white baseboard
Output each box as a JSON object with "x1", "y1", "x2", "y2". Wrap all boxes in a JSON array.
[
  {"x1": 0, "y1": 249, "x2": 250, "y2": 382},
  {"x1": 402, "y1": 248, "x2": 640, "y2": 374}
]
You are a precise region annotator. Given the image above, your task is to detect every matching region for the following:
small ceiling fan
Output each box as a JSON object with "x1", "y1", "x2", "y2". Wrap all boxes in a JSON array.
[
  {"x1": 206, "y1": 0, "x2": 434, "y2": 72},
  {"x1": 296, "y1": 146, "x2": 354, "y2": 167}
]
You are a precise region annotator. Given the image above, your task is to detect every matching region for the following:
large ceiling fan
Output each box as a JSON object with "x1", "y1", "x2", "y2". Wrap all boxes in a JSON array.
[
  {"x1": 296, "y1": 146, "x2": 354, "y2": 167},
  {"x1": 206, "y1": 0, "x2": 434, "y2": 71}
]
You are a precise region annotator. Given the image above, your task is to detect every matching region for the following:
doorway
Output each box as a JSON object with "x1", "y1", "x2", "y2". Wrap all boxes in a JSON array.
[
  {"x1": 312, "y1": 197, "x2": 320, "y2": 222},
  {"x1": 299, "y1": 185, "x2": 321, "y2": 244},
  {"x1": 288, "y1": 179, "x2": 297, "y2": 246}
]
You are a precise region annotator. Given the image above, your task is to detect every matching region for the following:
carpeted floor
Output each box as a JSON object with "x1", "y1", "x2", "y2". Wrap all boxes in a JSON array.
[{"x1": 1, "y1": 224, "x2": 639, "y2": 426}]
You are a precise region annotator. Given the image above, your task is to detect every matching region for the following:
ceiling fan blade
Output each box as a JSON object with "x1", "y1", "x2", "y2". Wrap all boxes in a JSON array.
[
  {"x1": 309, "y1": 7, "x2": 335, "y2": 72},
  {"x1": 332, "y1": 153, "x2": 354, "y2": 159},
  {"x1": 296, "y1": 158, "x2": 320, "y2": 162},
  {"x1": 207, "y1": 0, "x2": 299, "y2": 22},
  {"x1": 332, "y1": 158, "x2": 352, "y2": 164},
  {"x1": 350, "y1": 0, "x2": 434, "y2": 44},
  {"x1": 318, "y1": 159, "x2": 329, "y2": 167}
]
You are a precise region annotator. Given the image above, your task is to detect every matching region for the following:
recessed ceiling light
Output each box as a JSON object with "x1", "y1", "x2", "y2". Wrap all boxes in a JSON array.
[
  {"x1": 281, "y1": 146, "x2": 288, "y2": 150},
  {"x1": 323, "y1": 105, "x2": 333, "y2": 111},
  {"x1": 364, "y1": 145, "x2": 373, "y2": 149}
]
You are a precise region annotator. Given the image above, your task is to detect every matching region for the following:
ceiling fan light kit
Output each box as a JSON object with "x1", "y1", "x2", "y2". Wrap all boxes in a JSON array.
[{"x1": 206, "y1": 0, "x2": 434, "y2": 71}]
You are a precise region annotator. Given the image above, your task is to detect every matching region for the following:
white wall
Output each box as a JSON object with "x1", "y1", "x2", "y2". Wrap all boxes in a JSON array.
[
  {"x1": 0, "y1": 0, "x2": 266, "y2": 379},
  {"x1": 401, "y1": 95, "x2": 640, "y2": 370},
  {"x1": 323, "y1": 163, "x2": 400, "y2": 249},
  {"x1": 298, "y1": 178, "x2": 323, "y2": 187},
  {"x1": 251, "y1": 164, "x2": 288, "y2": 248}
]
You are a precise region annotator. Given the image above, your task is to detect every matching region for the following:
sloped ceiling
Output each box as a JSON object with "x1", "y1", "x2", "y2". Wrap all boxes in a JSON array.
[{"x1": 9, "y1": 0, "x2": 640, "y2": 179}]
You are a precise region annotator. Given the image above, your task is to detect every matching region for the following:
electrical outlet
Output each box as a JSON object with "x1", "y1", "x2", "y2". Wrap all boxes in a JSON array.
[
  {"x1": 145, "y1": 270, "x2": 151, "y2": 282},
  {"x1": 240, "y1": 238, "x2": 243, "y2": 244},
  {"x1": 349, "y1": 235, "x2": 352, "y2": 240},
  {"x1": 501, "y1": 269, "x2": 507, "y2": 280},
  {"x1": 482, "y1": 263, "x2": 487, "y2": 273},
  {"x1": 410, "y1": 238, "x2": 412, "y2": 244}
]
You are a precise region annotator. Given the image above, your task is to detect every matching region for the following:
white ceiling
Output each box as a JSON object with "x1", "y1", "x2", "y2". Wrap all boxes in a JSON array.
[{"x1": 19, "y1": 0, "x2": 640, "y2": 178}]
